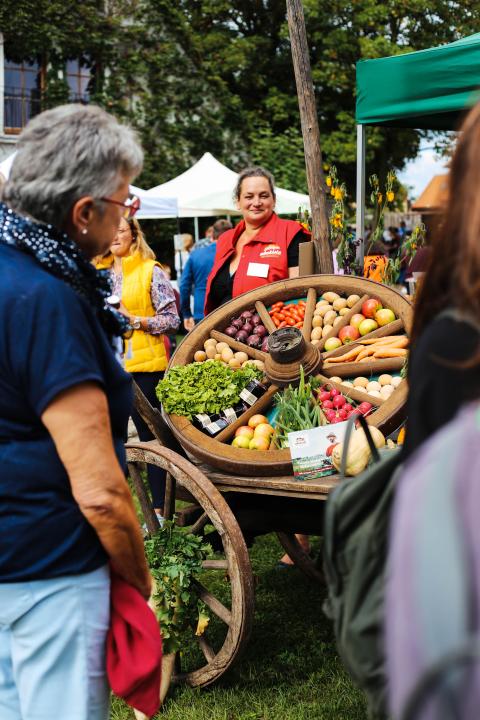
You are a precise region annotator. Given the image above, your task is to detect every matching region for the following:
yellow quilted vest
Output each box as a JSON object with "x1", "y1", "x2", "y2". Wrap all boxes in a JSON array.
[{"x1": 94, "y1": 252, "x2": 168, "y2": 372}]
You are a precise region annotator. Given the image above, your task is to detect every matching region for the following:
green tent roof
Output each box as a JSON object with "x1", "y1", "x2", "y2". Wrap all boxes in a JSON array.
[{"x1": 356, "y1": 33, "x2": 480, "y2": 129}]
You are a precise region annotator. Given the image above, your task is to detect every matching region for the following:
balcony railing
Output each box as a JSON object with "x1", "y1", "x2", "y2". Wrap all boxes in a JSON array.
[{"x1": 4, "y1": 87, "x2": 41, "y2": 133}]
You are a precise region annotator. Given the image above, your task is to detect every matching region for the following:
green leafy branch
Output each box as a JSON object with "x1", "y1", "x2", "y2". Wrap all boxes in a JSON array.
[{"x1": 145, "y1": 519, "x2": 212, "y2": 655}]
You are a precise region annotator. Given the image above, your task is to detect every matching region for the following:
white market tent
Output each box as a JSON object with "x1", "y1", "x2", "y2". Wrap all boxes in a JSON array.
[
  {"x1": 0, "y1": 152, "x2": 178, "y2": 219},
  {"x1": 147, "y1": 152, "x2": 311, "y2": 218}
]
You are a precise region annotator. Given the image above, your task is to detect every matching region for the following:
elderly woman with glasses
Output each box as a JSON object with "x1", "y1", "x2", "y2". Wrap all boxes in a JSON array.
[
  {"x1": 0, "y1": 105, "x2": 152, "y2": 720},
  {"x1": 97, "y1": 216, "x2": 180, "y2": 523}
]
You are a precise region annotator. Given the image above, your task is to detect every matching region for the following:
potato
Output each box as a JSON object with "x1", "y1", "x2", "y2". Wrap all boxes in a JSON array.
[
  {"x1": 194, "y1": 350, "x2": 207, "y2": 362},
  {"x1": 214, "y1": 353, "x2": 222, "y2": 360},
  {"x1": 318, "y1": 304, "x2": 333, "y2": 317},
  {"x1": 339, "y1": 307, "x2": 350, "y2": 316},
  {"x1": 342, "y1": 381, "x2": 354, "y2": 388},
  {"x1": 228, "y1": 358, "x2": 242, "y2": 369},
  {"x1": 391, "y1": 376, "x2": 403, "y2": 388},
  {"x1": 378, "y1": 374, "x2": 393, "y2": 386},
  {"x1": 333, "y1": 297, "x2": 348, "y2": 311},
  {"x1": 347, "y1": 294, "x2": 361, "y2": 308},
  {"x1": 204, "y1": 338, "x2": 217, "y2": 348},
  {"x1": 310, "y1": 327, "x2": 323, "y2": 341},
  {"x1": 380, "y1": 385, "x2": 394, "y2": 399},
  {"x1": 353, "y1": 376, "x2": 369, "y2": 388},
  {"x1": 216, "y1": 342, "x2": 230, "y2": 353},
  {"x1": 243, "y1": 359, "x2": 265, "y2": 371},
  {"x1": 313, "y1": 309, "x2": 323, "y2": 317},
  {"x1": 316, "y1": 300, "x2": 330, "y2": 308},
  {"x1": 369, "y1": 390, "x2": 382, "y2": 399},
  {"x1": 234, "y1": 351, "x2": 249, "y2": 364},
  {"x1": 323, "y1": 291, "x2": 340, "y2": 303},
  {"x1": 333, "y1": 316, "x2": 344, "y2": 327},
  {"x1": 322, "y1": 324, "x2": 334, "y2": 338},
  {"x1": 323, "y1": 310, "x2": 337, "y2": 325},
  {"x1": 221, "y1": 347, "x2": 234, "y2": 362},
  {"x1": 355, "y1": 386, "x2": 367, "y2": 393},
  {"x1": 366, "y1": 380, "x2": 381, "y2": 393},
  {"x1": 312, "y1": 316, "x2": 323, "y2": 328},
  {"x1": 205, "y1": 345, "x2": 217, "y2": 359},
  {"x1": 311, "y1": 339, "x2": 320, "y2": 346},
  {"x1": 329, "y1": 376, "x2": 342, "y2": 383}
]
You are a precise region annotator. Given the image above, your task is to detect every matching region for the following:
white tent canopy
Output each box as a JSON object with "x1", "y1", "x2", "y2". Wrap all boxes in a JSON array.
[
  {"x1": 147, "y1": 152, "x2": 310, "y2": 217},
  {"x1": 0, "y1": 152, "x2": 178, "y2": 219}
]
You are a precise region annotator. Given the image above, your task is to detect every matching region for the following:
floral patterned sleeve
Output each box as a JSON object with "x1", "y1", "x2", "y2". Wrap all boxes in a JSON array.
[{"x1": 145, "y1": 266, "x2": 180, "y2": 335}]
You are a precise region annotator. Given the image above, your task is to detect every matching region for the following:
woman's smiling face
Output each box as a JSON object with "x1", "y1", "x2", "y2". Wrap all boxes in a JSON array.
[
  {"x1": 237, "y1": 176, "x2": 275, "y2": 227},
  {"x1": 110, "y1": 217, "x2": 133, "y2": 257}
]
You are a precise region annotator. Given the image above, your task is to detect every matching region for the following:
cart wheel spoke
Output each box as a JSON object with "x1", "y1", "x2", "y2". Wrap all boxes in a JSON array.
[
  {"x1": 202, "y1": 559, "x2": 229, "y2": 570},
  {"x1": 254, "y1": 300, "x2": 276, "y2": 334},
  {"x1": 193, "y1": 579, "x2": 232, "y2": 625},
  {"x1": 301, "y1": 287, "x2": 317, "y2": 342},
  {"x1": 190, "y1": 512, "x2": 209, "y2": 535},
  {"x1": 196, "y1": 635, "x2": 216, "y2": 663}
]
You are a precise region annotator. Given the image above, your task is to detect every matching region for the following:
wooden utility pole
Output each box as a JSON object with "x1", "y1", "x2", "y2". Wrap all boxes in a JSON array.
[{"x1": 286, "y1": 0, "x2": 333, "y2": 274}]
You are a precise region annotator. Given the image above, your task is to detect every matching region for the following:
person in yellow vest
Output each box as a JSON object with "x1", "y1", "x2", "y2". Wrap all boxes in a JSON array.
[{"x1": 97, "y1": 217, "x2": 180, "y2": 521}]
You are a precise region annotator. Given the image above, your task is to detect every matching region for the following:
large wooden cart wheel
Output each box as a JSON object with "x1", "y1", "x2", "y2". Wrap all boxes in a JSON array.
[
  {"x1": 165, "y1": 275, "x2": 412, "y2": 477},
  {"x1": 125, "y1": 442, "x2": 255, "y2": 688}
]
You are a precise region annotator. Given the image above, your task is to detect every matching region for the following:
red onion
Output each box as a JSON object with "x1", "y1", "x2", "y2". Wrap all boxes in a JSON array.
[
  {"x1": 231, "y1": 318, "x2": 244, "y2": 330},
  {"x1": 240, "y1": 310, "x2": 253, "y2": 320},
  {"x1": 247, "y1": 334, "x2": 262, "y2": 348},
  {"x1": 261, "y1": 337, "x2": 269, "y2": 352},
  {"x1": 224, "y1": 326, "x2": 237, "y2": 337},
  {"x1": 253, "y1": 325, "x2": 267, "y2": 337},
  {"x1": 242, "y1": 322, "x2": 253, "y2": 335},
  {"x1": 235, "y1": 330, "x2": 249, "y2": 343},
  {"x1": 251, "y1": 313, "x2": 262, "y2": 326}
]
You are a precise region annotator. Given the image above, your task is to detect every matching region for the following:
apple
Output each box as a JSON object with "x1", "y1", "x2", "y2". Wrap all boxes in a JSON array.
[
  {"x1": 358, "y1": 318, "x2": 379, "y2": 336},
  {"x1": 232, "y1": 435, "x2": 251, "y2": 449},
  {"x1": 350, "y1": 313, "x2": 366, "y2": 329},
  {"x1": 235, "y1": 426, "x2": 254, "y2": 439},
  {"x1": 338, "y1": 325, "x2": 360, "y2": 344},
  {"x1": 324, "y1": 337, "x2": 342, "y2": 351},
  {"x1": 248, "y1": 414, "x2": 269, "y2": 429},
  {"x1": 254, "y1": 423, "x2": 274, "y2": 437},
  {"x1": 375, "y1": 308, "x2": 396, "y2": 326},
  {"x1": 362, "y1": 298, "x2": 382, "y2": 318},
  {"x1": 249, "y1": 436, "x2": 270, "y2": 451}
]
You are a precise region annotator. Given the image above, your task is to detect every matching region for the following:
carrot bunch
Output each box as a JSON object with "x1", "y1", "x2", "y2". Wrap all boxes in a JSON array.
[
  {"x1": 324, "y1": 335, "x2": 409, "y2": 364},
  {"x1": 269, "y1": 301, "x2": 306, "y2": 329}
]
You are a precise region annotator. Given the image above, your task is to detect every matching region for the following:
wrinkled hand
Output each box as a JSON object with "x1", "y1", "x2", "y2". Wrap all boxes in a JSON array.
[{"x1": 183, "y1": 317, "x2": 195, "y2": 332}]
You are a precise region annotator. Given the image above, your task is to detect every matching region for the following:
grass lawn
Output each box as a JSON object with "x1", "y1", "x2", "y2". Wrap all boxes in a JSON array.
[{"x1": 110, "y1": 532, "x2": 367, "y2": 720}]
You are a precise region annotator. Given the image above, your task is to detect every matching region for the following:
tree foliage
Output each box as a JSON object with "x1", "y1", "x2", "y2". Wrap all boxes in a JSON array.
[{"x1": 2, "y1": 0, "x2": 480, "y2": 192}]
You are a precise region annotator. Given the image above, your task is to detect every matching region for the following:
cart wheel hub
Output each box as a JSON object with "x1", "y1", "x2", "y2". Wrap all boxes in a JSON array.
[{"x1": 265, "y1": 327, "x2": 322, "y2": 386}]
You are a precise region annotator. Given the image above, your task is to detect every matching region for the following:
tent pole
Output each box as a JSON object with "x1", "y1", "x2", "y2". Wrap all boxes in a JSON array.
[
  {"x1": 194, "y1": 217, "x2": 200, "y2": 242},
  {"x1": 355, "y1": 124, "x2": 366, "y2": 270}
]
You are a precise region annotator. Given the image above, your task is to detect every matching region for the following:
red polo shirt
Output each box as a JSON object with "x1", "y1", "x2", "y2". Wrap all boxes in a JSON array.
[{"x1": 204, "y1": 213, "x2": 308, "y2": 314}]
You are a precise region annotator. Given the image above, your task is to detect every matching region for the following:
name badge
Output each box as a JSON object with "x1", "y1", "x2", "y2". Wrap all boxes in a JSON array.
[{"x1": 247, "y1": 262, "x2": 269, "y2": 278}]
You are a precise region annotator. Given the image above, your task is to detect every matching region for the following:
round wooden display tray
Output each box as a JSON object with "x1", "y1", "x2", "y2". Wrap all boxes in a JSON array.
[{"x1": 165, "y1": 275, "x2": 412, "y2": 476}]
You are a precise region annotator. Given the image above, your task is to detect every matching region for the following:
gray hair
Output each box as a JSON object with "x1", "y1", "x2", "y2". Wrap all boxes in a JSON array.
[
  {"x1": 3, "y1": 104, "x2": 143, "y2": 227},
  {"x1": 233, "y1": 166, "x2": 276, "y2": 201}
]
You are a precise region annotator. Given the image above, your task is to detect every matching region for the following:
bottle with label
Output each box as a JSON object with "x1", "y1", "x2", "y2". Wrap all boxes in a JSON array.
[
  {"x1": 192, "y1": 413, "x2": 219, "y2": 431},
  {"x1": 203, "y1": 417, "x2": 230, "y2": 436},
  {"x1": 239, "y1": 379, "x2": 267, "y2": 407},
  {"x1": 220, "y1": 402, "x2": 248, "y2": 425}
]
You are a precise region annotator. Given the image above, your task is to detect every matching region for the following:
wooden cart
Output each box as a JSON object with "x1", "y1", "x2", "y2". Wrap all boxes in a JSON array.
[{"x1": 126, "y1": 275, "x2": 412, "y2": 689}]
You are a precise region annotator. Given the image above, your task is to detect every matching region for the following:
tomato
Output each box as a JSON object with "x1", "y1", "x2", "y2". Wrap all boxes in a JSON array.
[
  {"x1": 279, "y1": 321, "x2": 287, "y2": 328},
  {"x1": 295, "y1": 321, "x2": 303, "y2": 328},
  {"x1": 287, "y1": 318, "x2": 296, "y2": 326}
]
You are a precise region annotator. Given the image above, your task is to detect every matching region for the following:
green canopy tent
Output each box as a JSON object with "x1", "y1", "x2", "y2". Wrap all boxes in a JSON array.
[{"x1": 355, "y1": 32, "x2": 480, "y2": 260}]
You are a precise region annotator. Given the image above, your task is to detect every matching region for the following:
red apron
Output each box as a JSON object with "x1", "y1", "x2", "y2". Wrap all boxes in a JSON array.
[{"x1": 204, "y1": 213, "x2": 308, "y2": 314}]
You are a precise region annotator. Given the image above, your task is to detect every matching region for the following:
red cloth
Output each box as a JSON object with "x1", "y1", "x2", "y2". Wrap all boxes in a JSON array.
[
  {"x1": 107, "y1": 570, "x2": 162, "y2": 718},
  {"x1": 204, "y1": 213, "x2": 309, "y2": 314}
]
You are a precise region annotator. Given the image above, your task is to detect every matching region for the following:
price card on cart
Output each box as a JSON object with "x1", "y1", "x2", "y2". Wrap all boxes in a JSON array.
[{"x1": 288, "y1": 422, "x2": 349, "y2": 481}]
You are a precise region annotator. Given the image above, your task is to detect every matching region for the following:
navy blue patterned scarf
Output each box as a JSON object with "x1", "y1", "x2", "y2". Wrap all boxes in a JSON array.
[{"x1": 0, "y1": 202, "x2": 130, "y2": 342}]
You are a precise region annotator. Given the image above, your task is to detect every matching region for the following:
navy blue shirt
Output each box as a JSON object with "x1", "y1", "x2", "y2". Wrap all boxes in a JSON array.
[{"x1": 0, "y1": 243, "x2": 133, "y2": 581}]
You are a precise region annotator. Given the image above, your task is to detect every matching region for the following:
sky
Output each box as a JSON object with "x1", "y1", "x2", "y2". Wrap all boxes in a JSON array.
[{"x1": 397, "y1": 139, "x2": 449, "y2": 200}]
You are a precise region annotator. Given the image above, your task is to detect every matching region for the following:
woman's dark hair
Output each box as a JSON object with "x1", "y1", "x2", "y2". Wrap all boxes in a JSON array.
[
  {"x1": 233, "y1": 166, "x2": 276, "y2": 201},
  {"x1": 410, "y1": 102, "x2": 480, "y2": 347}
]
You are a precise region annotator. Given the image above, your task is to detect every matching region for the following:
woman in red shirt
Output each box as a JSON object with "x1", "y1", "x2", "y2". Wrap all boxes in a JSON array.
[
  {"x1": 205, "y1": 166, "x2": 311, "y2": 567},
  {"x1": 204, "y1": 166, "x2": 310, "y2": 313}
]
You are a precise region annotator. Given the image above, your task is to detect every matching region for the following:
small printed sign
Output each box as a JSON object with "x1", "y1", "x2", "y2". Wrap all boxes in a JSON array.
[{"x1": 288, "y1": 422, "x2": 349, "y2": 480}]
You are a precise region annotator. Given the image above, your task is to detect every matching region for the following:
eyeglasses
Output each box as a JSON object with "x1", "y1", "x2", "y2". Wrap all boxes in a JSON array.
[{"x1": 100, "y1": 194, "x2": 141, "y2": 219}]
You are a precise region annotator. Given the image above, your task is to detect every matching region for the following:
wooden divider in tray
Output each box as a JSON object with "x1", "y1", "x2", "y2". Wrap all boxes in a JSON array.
[{"x1": 164, "y1": 275, "x2": 412, "y2": 476}]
